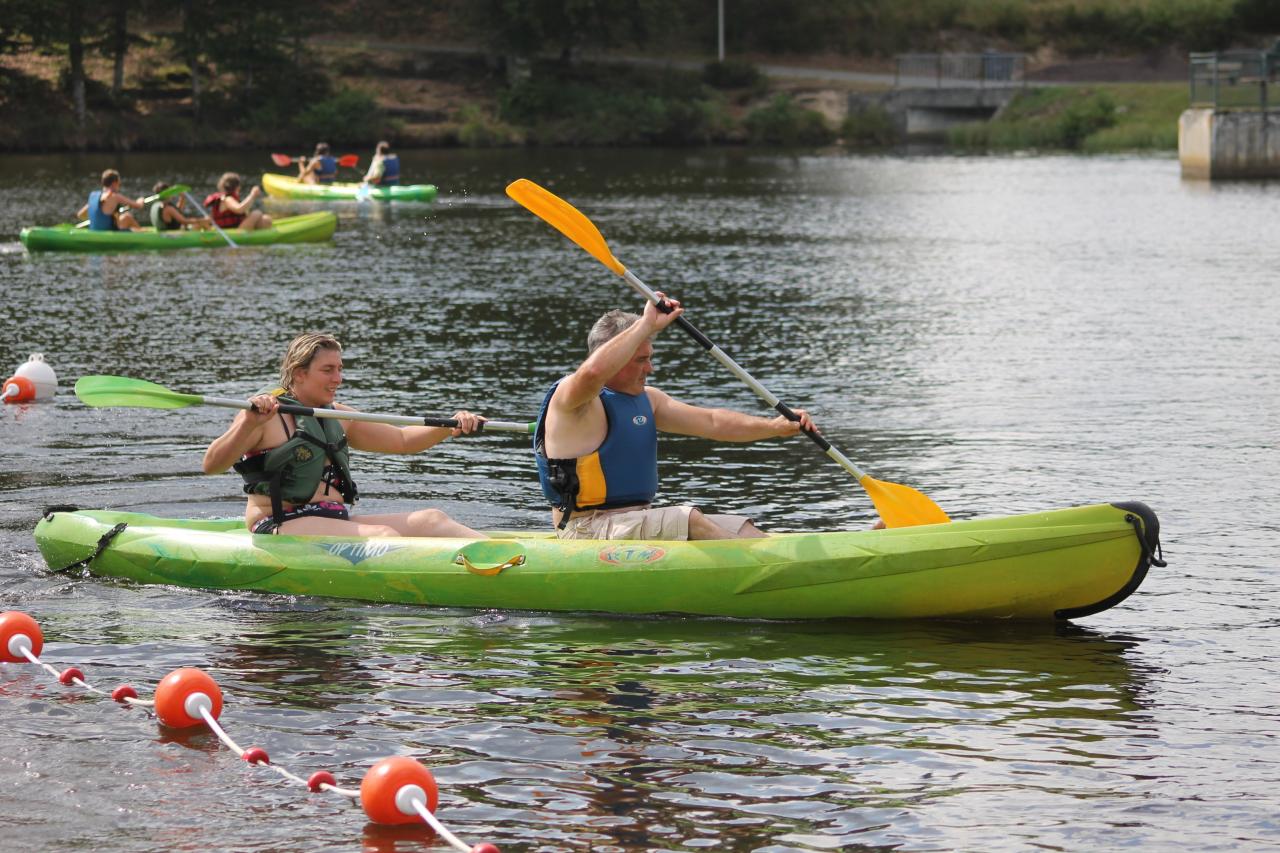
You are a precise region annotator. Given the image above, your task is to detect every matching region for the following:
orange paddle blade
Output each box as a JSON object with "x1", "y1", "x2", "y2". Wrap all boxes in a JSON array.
[
  {"x1": 270, "y1": 153, "x2": 294, "y2": 167},
  {"x1": 505, "y1": 179, "x2": 626, "y2": 276},
  {"x1": 861, "y1": 475, "x2": 950, "y2": 528},
  {"x1": 338, "y1": 154, "x2": 359, "y2": 168}
]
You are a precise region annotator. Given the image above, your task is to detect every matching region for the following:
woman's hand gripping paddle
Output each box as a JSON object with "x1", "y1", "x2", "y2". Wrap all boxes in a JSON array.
[{"x1": 504, "y1": 178, "x2": 949, "y2": 528}]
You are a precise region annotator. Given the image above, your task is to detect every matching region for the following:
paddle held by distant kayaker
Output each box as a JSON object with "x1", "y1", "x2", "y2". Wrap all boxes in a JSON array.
[
  {"x1": 204, "y1": 173, "x2": 272, "y2": 232},
  {"x1": 202, "y1": 332, "x2": 485, "y2": 538},
  {"x1": 299, "y1": 141, "x2": 339, "y2": 184},
  {"x1": 362, "y1": 140, "x2": 400, "y2": 186},
  {"x1": 76, "y1": 169, "x2": 144, "y2": 232},
  {"x1": 535, "y1": 295, "x2": 815, "y2": 540}
]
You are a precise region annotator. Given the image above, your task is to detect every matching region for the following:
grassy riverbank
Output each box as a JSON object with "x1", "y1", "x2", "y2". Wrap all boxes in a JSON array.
[{"x1": 947, "y1": 83, "x2": 1186, "y2": 152}]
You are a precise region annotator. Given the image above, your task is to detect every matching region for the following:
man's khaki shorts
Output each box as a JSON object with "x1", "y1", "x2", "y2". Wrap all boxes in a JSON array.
[{"x1": 557, "y1": 505, "x2": 752, "y2": 541}]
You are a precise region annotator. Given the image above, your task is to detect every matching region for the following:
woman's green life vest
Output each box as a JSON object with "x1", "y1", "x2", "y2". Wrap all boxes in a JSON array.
[{"x1": 232, "y1": 396, "x2": 358, "y2": 523}]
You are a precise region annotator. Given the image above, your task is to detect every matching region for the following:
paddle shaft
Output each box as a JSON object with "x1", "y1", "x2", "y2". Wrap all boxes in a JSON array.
[
  {"x1": 202, "y1": 394, "x2": 530, "y2": 433},
  {"x1": 184, "y1": 192, "x2": 239, "y2": 249},
  {"x1": 622, "y1": 269, "x2": 871, "y2": 482}
]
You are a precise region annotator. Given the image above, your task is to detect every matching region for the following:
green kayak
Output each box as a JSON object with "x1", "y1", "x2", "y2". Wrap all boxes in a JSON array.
[
  {"x1": 33, "y1": 502, "x2": 1161, "y2": 620},
  {"x1": 19, "y1": 211, "x2": 336, "y2": 253},
  {"x1": 262, "y1": 172, "x2": 437, "y2": 202}
]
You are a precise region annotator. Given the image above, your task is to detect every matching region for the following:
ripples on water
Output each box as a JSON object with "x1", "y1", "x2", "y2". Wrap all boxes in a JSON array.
[{"x1": 1, "y1": 150, "x2": 1278, "y2": 850}]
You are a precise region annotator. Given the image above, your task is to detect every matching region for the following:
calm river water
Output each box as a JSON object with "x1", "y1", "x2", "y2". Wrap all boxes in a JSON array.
[{"x1": 1, "y1": 149, "x2": 1277, "y2": 851}]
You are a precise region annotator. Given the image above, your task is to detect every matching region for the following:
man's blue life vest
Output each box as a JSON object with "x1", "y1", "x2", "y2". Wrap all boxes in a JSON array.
[
  {"x1": 86, "y1": 190, "x2": 117, "y2": 231},
  {"x1": 534, "y1": 381, "x2": 658, "y2": 524}
]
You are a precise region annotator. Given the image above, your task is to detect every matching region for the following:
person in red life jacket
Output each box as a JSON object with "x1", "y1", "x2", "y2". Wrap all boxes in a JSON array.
[
  {"x1": 362, "y1": 140, "x2": 400, "y2": 186},
  {"x1": 150, "y1": 182, "x2": 210, "y2": 231},
  {"x1": 534, "y1": 295, "x2": 818, "y2": 541},
  {"x1": 298, "y1": 141, "x2": 339, "y2": 185},
  {"x1": 202, "y1": 332, "x2": 487, "y2": 538},
  {"x1": 76, "y1": 169, "x2": 144, "y2": 232},
  {"x1": 204, "y1": 173, "x2": 272, "y2": 232}
]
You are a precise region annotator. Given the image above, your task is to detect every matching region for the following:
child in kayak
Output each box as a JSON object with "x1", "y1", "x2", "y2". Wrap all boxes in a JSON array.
[
  {"x1": 149, "y1": 183, "x2": 210, "y2": 231},
  {"x1": 204, "y1": 173, "x2": 272, "y2": 232},
  {"x1": 203, "y1": 332, "x2": 487, "y2": 538},
  {"x1": 76, "y1": 169, "x2": 144, "y2": 232},
  {"x1": 298, "y1": 142, "x2": 339, "y2": 184},
  {"x1": 534, "y1": 297, "x2": 820, "y2": 541},
  {"x1": 362, "y1": 141, "x2": 400, "y2": 186}
]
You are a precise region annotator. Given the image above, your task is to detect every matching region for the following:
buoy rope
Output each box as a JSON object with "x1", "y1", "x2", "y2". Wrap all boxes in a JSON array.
[
  {"x1": 19, "y1": 644, "x2": 153, "y2": 707},
  {"x1": 197, "y1": 706, "x2": 361, "y2": 798},
  {"x1": 414, "y1": 799, "x2": 474, "y2": 853},
  {"x1": 1, "y1": 610, "x2": 500, "y2": 851}
]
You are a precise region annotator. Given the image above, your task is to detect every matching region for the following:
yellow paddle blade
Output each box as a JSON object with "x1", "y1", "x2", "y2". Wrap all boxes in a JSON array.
[
  {"x1": 861, "y1": 475, "x2": 951, "y2": 528},
  {"x1": 505, "y1": 178, "x2": 626, "y2": 276}
]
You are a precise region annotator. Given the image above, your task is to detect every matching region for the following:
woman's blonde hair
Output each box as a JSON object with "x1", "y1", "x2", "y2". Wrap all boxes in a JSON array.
[{"x1": 280, "y1": 332, "x2": 342, "y2": 391}]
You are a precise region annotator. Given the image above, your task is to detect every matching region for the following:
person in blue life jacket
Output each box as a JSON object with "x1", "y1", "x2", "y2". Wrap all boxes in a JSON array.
[
  {"x1": 298, "y1": 141, "x2": 339, "y2": 185},
  {"x1": 149, "y1": 182, "x2": 210, "y2": 231},
  {"x1": 534, "y1": 295, "x2": 818, "y2": 541},
  {"x1": 362, "y1": 140, "x2": 400, "y2": 186},
  {"x1": 202, "y1": 331, "x2": 486, "y2": 538},
  {"x1": 76, "y1": 169, "x2": 144, "y2": 231}
]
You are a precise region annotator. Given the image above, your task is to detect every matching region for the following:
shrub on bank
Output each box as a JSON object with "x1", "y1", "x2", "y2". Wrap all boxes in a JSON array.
[
  {"x1": 457, "y1": 105, "x2": 522, "y2": 147},
  {"x1": 703, "y1": 59, "x2": 764, "y2": 90},
  {"x1": 948, "y1": 87, "x2": 1123, "y2": 151},
  {"x1": 842, "y1": 105, "x2": 898, "y2": 147},
  {"x1": 745, "y1": 95, "x2": 835, "y2": 146},
  {"x1": 295, "y1": 89, "x2": 385, "y2": 144},
  {"x1": 499, "y1": 64, "x2": 731, "y2": 145}
]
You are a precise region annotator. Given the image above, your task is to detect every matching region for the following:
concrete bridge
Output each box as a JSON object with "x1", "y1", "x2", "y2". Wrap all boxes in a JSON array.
[{"x1": 848, "y1": 53, "x2": 1026, "y2": 139}]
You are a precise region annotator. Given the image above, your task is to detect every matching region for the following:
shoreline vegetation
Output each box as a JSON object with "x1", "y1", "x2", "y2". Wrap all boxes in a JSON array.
[{"x1": 0, "y1": 1, "x2": 1275, "y2": 156}]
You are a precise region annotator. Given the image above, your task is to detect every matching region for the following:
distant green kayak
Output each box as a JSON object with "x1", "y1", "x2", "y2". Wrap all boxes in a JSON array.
[
  {"x1": 33, "y1": 502, "x2": 1161, "y2": 620},
  {"x1": 19, "y1": 211, "x2": 336, "y2": 253},
  {"x1": 262, "y1": 172, "x2": 437, "y2": 202}
]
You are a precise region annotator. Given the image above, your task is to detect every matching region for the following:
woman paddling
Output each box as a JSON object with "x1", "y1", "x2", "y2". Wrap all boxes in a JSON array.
[
  {"x1": 204, "y1": 173, "x2": 272, "y2": 232},
  {"x1": 202, "y1": 332, "x2": 485, "y2": 538}
]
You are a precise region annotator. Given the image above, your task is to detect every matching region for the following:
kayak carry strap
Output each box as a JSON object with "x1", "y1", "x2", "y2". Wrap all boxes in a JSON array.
[
  {"x1": 48, "y1": 522, "x2": 128, "y2": 575},
  {"x1": 1124, "y1": 512, "x2": 1166, "y2": 568}
]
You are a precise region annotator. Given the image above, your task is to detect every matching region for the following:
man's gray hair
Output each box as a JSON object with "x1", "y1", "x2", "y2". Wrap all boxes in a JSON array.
[{"x1": 587, "y1": 310, "x2": 642, "y2": 354}]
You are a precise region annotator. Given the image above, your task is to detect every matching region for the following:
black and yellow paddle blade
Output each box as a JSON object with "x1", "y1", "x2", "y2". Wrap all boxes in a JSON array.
[
  {"x1": 74, "y1": 375, "x2": 203, "y2": 409},
  {"x1": 505, "y1": 178, "x2": 626, "y2": 276},
  {"x1": 861, "y1": 475, "x2": 951, "y2": 528}
]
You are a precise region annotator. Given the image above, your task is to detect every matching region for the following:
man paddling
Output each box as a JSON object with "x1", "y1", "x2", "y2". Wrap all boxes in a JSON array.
[
  {"x1": 534, "y1": 295, "x2": 815, "y2": 540},
  {"x1": 76, "y1": 169, "x2": 144, "y2": 232},
  {"x1": 203, "y1": 332, "x2": 485, "y2": 538}
]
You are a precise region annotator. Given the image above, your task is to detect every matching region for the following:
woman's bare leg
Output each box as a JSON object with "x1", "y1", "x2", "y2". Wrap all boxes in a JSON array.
[{"x1": 357, "y1": 508, "x2": 482, "y2": 539}]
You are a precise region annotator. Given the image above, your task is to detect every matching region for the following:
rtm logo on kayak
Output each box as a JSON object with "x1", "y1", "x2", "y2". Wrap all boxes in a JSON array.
[
  {"x1": 322, "y1": 541, "x2": 404, "y2": 564},
  {"x1": 598, "y1": 545, "x2": 666, "y2": 566}
]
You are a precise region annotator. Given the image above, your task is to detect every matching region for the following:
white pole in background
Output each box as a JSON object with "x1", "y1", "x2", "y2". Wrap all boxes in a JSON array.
[{"x1": 718, "y1": 0, "x2": 725, "y2": 61}]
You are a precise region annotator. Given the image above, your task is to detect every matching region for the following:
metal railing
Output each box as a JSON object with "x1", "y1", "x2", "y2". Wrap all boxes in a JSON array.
[
  {"x1": 1189, "y1": 50, "x2": 1276, "y2": 109},
  {"x1": 894, "y1": 53, "x2": 1026, "y2": 88}
]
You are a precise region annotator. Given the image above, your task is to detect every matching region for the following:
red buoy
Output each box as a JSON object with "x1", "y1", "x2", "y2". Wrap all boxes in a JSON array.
[
  {"x1": 111, "y1": 685, "x2": 139, "y2": 703},
  {"x1": 0, "y1": 611, "x2": 42, "y2": 662},
  {"x1": 360, "y1": 756, "x2": 439, "y2": 825},
  {"x1": 153, "y1": 667, "x2": 223, "y2": 728},
  {"x1": 307, "y1": 770, "x2": 336, "y2": 792},
  {"x1": 242, "y1": 747, "x2": 270, "y2": 766}
]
